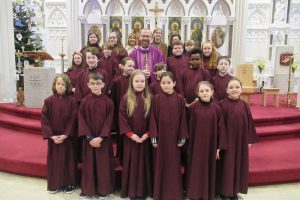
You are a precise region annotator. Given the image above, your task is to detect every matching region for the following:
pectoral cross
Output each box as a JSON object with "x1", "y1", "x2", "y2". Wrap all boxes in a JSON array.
[{"x1": 149, "y1": 2, "x2": 164, "y2": 28}]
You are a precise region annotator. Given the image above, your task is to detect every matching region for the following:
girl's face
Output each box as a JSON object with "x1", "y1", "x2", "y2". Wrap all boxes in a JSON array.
[
  {"x1": 227, "y1": 80, "x2": 242, "y2": 100},
  {"x1": 217, "y1": 59, "x2": 230, "y2": 75},
  {"x1": 55, "y1": 77, "x2": 66, "y2": 95},
  {"x1": 172, "y1": 36, "x2": 180, "y2": 44},
  {"x1": 132, "y1": 74, "x2": 146, "y2": 92},
  {"x1": 160, "y1": 76, "x2": 176, "y2": 94},
  {"x1": 73, "y1": 54, "x2": 83, "y2": 66},
  {"x1": 189, "y1": 53, "x2": 202, "y2": 68},
  {"x1": 197, "y1": 84, "x2": 213, "y2": 102},
  {"x1": 128, "y1": 35, "x2": 136, "y2": 46},
  {"x1": 88, "y1": 79, "x2": 104, "y2": 95},
  {"x1": 203, "y1": 43, "x2": 212, "y2": 57},
  {"x1": 154, "y1": 30, "x2": 162, "y2": 40},
  {"x1": 108, "y1": 33, "x2": 118, "y2": 46},
  {"x1": 88, "y1": 33, "x2": 98, "y2": 45},
  {"x1": 185, "y1": 44, "x2": 195, "y2": 53},
  {"x1": 172, "y1": 45, "x2": 183, "y2": 56},
  {"x1": 122, "y1": 60, "x2": 135, "y2": 75},
  {"x1": 85, "y1": 52, "x2": 98, "y2": 68}
]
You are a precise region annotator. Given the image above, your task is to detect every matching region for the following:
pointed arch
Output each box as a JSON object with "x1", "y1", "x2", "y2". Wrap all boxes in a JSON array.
[
  {"x1": 128, "y1": 0, "x2": 147, "y2": 15},
  {"x1": 48, "y1": 6, "x2": 66, "y2": 26},
  {"x1": 83, "y1": 0, "x2": 102, "y2": 16},
  {"x1": 166, "y1": 0, "x2": 185, "y2": 16},
  {"x1": 188, "y1": 0, "x2": 208, "y2": 17},
  {"x1": 106, "y1": 0, "x2": 125, "y2": 15},
  {"x1": 212, "y1": 0, "x2": 231, "y2": 16}
]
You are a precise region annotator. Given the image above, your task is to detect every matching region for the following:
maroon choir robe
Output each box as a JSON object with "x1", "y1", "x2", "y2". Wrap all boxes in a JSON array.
[
  {"x1": 211, "y1": 74, "x2": 233, "y2": 101},
  {"x1": 217, "y1": 98, "x2": 259, "y2": 197},
  {"x1": 41, "y1": 94, "x2": 78, "y2": 191},
  {"x1": 119, "y1": 93, "x2": 153, "y2": 198},
  {"x1": 98, "y1": 56, "x2": 119, "y2": 86},
  {"x1": 186, "y1": 100, "x2": 227, "y2": 200},
  {"x1": 65, "y1": 67, "x2": 83, "y2": 90},
  {"x1": 78, "y1": 93, "x2": 115, "y2": 196},
  {"x1": 181, "y1": 67, "x2": 210, "y2": 103},
  {"x1": 203, "y1": 56, "x2": 218, "y2": 78},
  {"x1": 167, "y1": 55, "x2": 189, "y2": 93},
  {"x1": 112, "y1": 50, "x2": 128, "y2": 75},
  {"x1": 75, "y1": 67, "x2": 109, "y2": 102},
  {"x1": 149, "y1": 92, "x2": 189, "y2": 200},
  {"x1": 110, "y1": 75, "x2": 130, "y2": 160},
  {"x1": 149, "y1": 80, "x2": 163, "y2": 95}
]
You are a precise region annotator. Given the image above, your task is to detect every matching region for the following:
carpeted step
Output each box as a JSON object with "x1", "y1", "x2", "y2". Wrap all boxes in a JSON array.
[
  {"x1": 256, "y1": 123, "x2": 300, "y2": 141},
  {"x1": 249, "y1": 137, "x2": 300, "y2": 185},
  {"x1": 0, "y1": 127, "x2": 47, "y2": 178},
  {"x1": 0, "y1": 103, "x2": 41, "y2": 120},
  {"x1": 0, "y1": 112, "x2": 41, "y2": 135}
]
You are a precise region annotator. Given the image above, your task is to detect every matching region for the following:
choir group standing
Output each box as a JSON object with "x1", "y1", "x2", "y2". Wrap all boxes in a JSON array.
[{"x1": 41, "y1": 27, "x2": 258, "y2": 200}]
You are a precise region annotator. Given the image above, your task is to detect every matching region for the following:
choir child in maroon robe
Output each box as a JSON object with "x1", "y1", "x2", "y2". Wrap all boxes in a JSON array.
[
  {"x1": 80, "y1": 26, "x2": 103, "y2": 65},
  {"x1": 217, "y1": 78, "x2": 259, "y2": 200},
  {"x1": 65, "y1": 51, "x2": 84, "y2": 94},
  {"x1": 149, "y1": 71, "x2": 188, "y2": 200},
  {"x1": 211, "y1": 56, "x2": 233, "y2": 102},
  {"x1": 111, "y1": 57, "x2": 135, "y2": 163},
  {"x1": 41, "y1": 74, "x2": 77, "y2": 194},
  {"x1": 167, "y1": 34, "x2": 181, "y2": 57},
  {"x1": 108, "y1": 31, "x2": 128, "y2": 67},
  {"x1": 75, "y1": 47, "x2": 109, "y2": 102},
  {"x1": 119, "y1": 70, "x2": 153, "y2": 200},
  {"x1": 181, "y1": 48, "x2": 210, "y2": 105},
  {"x1": 167, "y1": 41, "x2": 189, "y2": 93},
  {"x1": 184, "y1": 39, "x2": 195, "y2": 56},
  {"x1": 98, "y1": 42, "x2": 119, "y2": 87},
  {"x1": 78, "y1": 73, "x2": 115, "y2": 198},
  {"x1": 202, "y1": 40, "x2": 219, "y2": 78},
  {"x1": 186, "y1": 81, "x2": 227, "y2": 200},
  {"x1": 149, "y1": 63, "x2": 166, "y2": 95}
]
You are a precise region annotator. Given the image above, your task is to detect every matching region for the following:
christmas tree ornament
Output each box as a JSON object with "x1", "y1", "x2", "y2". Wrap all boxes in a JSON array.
[{"x1": 16, "y1": 33, "x2": 23, "y2": 41}]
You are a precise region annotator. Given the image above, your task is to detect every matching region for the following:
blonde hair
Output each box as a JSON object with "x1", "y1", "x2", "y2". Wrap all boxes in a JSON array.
[
  {"x1": 126, "y1": 70, "x2": 151, "y2": 117},
  {"x1": 202, "y1": 40, "x2": 218, "y2": 70}
]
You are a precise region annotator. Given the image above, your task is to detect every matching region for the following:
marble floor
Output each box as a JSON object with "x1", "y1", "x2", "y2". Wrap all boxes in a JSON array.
[{"x1": 0, "y1": 171, "x2": 299, "y2": 200}]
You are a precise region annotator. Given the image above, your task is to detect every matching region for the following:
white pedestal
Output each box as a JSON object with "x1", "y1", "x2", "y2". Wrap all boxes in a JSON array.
[{"x1": 24, "y1": 67, "x2": 56, "y2": 108}]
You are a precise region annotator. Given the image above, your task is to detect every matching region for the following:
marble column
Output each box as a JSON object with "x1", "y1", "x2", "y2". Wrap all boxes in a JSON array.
[
  {"x1": 66, "y1": 0, "x2": 82, "y2": 67},
  {"x1": 0, "y1": 0, "x2": 16, "y2": 102},
  {"x1": 231, "y1": 0, "x2": 249, "y2": 71}
]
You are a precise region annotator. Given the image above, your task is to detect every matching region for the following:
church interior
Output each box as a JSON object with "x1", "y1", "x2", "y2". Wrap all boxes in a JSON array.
[{"x1": 0, "y1": 0, "x2": 300, "y2": 199}]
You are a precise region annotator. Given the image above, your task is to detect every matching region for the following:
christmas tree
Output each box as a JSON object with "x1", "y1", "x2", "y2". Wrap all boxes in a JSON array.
[{"x1": 13, "y1": 0, "x2": 43, "y2": 88}]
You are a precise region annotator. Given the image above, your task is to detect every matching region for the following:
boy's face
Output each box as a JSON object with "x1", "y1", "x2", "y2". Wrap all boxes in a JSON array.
[
  {"x1": 217, "y1": 59, "x2": 230, "y2": 75},
  {"x1": 86, "y1": 52, "x2": 98, "y2": 68},
  {"x1": 103, "y1": 47, "x2": 112, "y2": 57},
  {"x1": 122, "y1": 60, "x2": 135, "y2": 76},
  {"x1": 55, "y1": 77, "x2": 66, "y2": 95},
  {"x1": 172, "y1": 45, "x2": 183, "y2": 56},
  {"x1": 88, "y1": 34, "x2": 98, "y2": 45},
  {"x1": 185, "y1": 44, "x2": 195, "y2": 52},
  {"x1": 189, "y1": 53, "x2": 202, "y2": 68},
  {"x1": 172, "y1": 36, "x2": 180, "y2": 44},
  {"x1": 88, "y1": 79, "x2": 104, "y2": 95},
  {"x1": 155, "y1": 69, "x2": 167, "y2": 80}
]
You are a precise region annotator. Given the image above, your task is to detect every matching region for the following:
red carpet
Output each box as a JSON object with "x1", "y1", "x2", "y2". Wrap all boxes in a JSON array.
[{"x1": 1, "y1": 93, "x2": 300, "y2": 185}]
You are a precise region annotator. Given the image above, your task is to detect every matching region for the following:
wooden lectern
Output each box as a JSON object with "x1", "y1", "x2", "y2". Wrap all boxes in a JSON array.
[
  {"x1": 236, "y1": 64, "x2": 258, "y2": 103},
  {"x1": 24, "y1": 51, "x2": 54, "y2": 67}
]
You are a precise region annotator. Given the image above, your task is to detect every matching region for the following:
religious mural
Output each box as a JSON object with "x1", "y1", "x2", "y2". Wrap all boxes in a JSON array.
[
  {"x1": 110, "y1": 16, "x2": 122, "y2": 38},
  {"x1": 190, "y1": 17, "x2": 204, "y2": 48},
  {"x1": 131, "y1": 16, "x2": 144, "y2": 36},
  {"x1": 168, "y1": 17, "x2": 181, "y2": 42},
  {"x1": 211, "y1": 26, "x2": 225, "y2": 49}
]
